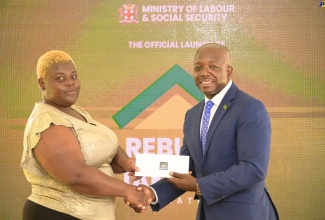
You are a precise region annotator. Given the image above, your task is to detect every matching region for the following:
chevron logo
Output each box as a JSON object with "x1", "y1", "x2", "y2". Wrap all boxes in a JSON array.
[{"x1": 113, "y1": 64, "x2": 203, "y2": 128}]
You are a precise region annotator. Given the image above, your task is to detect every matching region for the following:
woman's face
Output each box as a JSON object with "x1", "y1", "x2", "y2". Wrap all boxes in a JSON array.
[{"x1": 39, "y1": 61, "x2": 80, "y2": 107}]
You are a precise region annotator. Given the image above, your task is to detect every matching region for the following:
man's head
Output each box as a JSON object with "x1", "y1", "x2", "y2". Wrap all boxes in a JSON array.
[{"x1": 193, "y1": 43, "x2": 233, "y2": 99}]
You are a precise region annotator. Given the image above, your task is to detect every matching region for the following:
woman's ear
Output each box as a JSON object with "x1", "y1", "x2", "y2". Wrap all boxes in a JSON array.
[{"x1": 38, "y1": 78, "x2": 45, "y2": 90}]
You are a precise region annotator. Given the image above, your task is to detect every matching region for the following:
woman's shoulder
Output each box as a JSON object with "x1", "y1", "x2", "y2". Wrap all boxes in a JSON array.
[{"x1": 27, "y1": 102, "x2": 73, "y2": 130}]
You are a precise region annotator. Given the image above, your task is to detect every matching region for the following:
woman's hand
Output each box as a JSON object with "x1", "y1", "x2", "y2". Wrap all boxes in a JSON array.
[
  {"x1": 124, "y1": 158, "x2": 142, "y2": 181},
  {"x1": 124, "y1": 185, "x2": 150, "y2": 212},
  {"x1": 111, "y1": 146, "x2": 142, "y2": 181}
]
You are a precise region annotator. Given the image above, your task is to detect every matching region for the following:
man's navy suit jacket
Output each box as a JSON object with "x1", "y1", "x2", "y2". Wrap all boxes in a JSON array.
[{"x1": 151, "y1": 82, "x2": 279, "y2": 220}]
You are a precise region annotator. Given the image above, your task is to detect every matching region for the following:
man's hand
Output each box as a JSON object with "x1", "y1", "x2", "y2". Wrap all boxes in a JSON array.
[
  {"x1": 124, "y1": 185, "x2": 149, "y2": 213},
  {"x1": 126, "y1": 184, "x2": 155, "y2": 213},
  {"x1": 167, "y1": 171, "x2": 197, "y2": 191}
]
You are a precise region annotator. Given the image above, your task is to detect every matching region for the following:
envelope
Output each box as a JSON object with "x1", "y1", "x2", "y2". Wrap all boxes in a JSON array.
[{"x1": 135, "y1": 153, "x2": 189, "y2": 178}]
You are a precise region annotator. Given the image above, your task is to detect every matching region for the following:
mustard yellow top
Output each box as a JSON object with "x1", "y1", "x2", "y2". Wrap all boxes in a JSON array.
[{"x1": 21, "y1": 102, "x2": 118, "y2": 220}]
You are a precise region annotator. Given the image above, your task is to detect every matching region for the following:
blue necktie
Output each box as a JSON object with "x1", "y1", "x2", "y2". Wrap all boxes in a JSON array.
[{"x1": 201, "y1": 100, "x2": 214, "y2": 154}]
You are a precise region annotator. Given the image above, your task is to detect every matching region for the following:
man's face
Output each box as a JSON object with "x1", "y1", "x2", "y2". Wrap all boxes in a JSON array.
[
  {"x1": 193, "y1": 46, "x2": 232, "y2": 99},
  {"x1": 39, "y1": 61, "x2": 80, "y2": 107}
]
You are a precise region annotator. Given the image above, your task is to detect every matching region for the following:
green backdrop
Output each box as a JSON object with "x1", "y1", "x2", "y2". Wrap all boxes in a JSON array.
[{"x1": 0, "y1": 1, "x2": 324, "y2": 219}]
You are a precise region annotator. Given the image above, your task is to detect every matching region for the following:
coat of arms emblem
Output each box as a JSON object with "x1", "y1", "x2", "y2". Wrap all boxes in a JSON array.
[{"x1": 119, "y1": 4, "x2": 139, "y2": 24}]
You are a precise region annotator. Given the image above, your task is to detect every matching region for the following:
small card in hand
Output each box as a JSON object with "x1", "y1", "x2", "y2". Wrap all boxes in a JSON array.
[{"x1": 135, "y1": 153, "x2": 189, "y2": 178}]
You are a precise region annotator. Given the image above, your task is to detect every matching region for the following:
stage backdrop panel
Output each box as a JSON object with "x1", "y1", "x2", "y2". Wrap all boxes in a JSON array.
[{"x1": 0, "y1": 1, "x2": 324, "y2": 219}]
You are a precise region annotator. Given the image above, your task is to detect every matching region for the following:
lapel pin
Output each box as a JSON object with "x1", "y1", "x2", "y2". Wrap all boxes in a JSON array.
[{"x1": 223, "y1": 104, "x2": 227, "y2": 110}]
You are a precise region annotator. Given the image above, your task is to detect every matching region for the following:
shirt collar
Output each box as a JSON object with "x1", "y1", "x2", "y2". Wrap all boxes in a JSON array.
[{"x1": 204, "y1": 80, "x2": 232, "y2": 107}]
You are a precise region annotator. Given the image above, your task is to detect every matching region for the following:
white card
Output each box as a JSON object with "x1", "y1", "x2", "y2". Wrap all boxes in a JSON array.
[{"x1": 135, "y1": 153, "x2": 189, "y2": 178}]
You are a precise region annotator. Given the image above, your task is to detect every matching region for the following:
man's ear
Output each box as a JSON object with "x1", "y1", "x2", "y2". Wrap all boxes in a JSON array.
[
  {"x1": 38, "y1": 78, "x2": 45, "y2": 90},
  {"x1": 227, "y1": 65, "x2": 233, "y2": 78}
]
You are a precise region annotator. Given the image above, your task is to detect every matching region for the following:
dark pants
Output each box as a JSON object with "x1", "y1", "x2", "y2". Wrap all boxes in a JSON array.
[{"x1": 22, "y1": 200, "x2": 80, "y2": 220}]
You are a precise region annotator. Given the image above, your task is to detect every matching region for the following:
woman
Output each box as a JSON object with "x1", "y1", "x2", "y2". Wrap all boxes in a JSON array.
[{"x1": 21, "y1": 50, "x2": 147, "y2": 220}]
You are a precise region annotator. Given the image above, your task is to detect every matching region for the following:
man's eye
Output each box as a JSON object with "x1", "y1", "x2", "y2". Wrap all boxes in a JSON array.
[
  {"x1": 194, "y1": 66, "x2": 201, "y2": 71},
  {"x1": 56, "y1": 76, "x2": 64, "y2": 80},
  {"x1": 211, "y1": 65, "x2": 218, "y2": 69},
  {"x1": 71, "y1": 75, "x2": 77, "y2": 79}
]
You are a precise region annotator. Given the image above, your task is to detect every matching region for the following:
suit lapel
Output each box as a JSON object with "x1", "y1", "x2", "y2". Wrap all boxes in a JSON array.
[
  {"x1": 194, "y1": 101, "x2": 205, "y2": 165},
  {"x1": 202, "y1": 83, "x2": 238, "y2": 160}
]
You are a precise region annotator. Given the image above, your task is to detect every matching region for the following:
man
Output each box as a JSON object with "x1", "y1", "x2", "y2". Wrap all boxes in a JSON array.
[{"x1": 130, "y1": 43, "x2": 279, "y2": 220}]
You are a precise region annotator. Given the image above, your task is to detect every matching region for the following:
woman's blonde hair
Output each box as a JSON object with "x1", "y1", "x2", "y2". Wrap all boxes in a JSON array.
[{"x1": 36, "y1": 50, "x2": 75, "y2": 79}]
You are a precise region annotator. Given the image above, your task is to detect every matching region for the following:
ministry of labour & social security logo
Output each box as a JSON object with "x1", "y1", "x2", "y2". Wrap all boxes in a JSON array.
[{"x1": 118, "y1": 4, "x2": 139, "y2": 24}]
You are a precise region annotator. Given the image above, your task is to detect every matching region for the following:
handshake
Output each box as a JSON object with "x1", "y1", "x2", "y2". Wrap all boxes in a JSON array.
[
  {"x1": 119, "y1": 156, "x2": 197, "y2": 213},
  {"x1": 124, "y1": 184, "x2": 155, "y2": 213},
  {"x1": 123, "y1": 170, "x2": 197, "y2": 213}
]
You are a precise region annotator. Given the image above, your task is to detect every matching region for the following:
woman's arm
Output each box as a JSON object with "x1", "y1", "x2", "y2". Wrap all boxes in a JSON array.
[{"x1": 33, "y1": 124, "x2": 147, "y2": 207}]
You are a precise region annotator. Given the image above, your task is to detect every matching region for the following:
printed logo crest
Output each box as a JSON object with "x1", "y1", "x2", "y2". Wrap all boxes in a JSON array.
[
  {"x1": 159, "y1": 162, "x2": 168, "y2": 170},
  {"x1": 118, "y1": 4, "x2": 139, "y2": 24}
]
